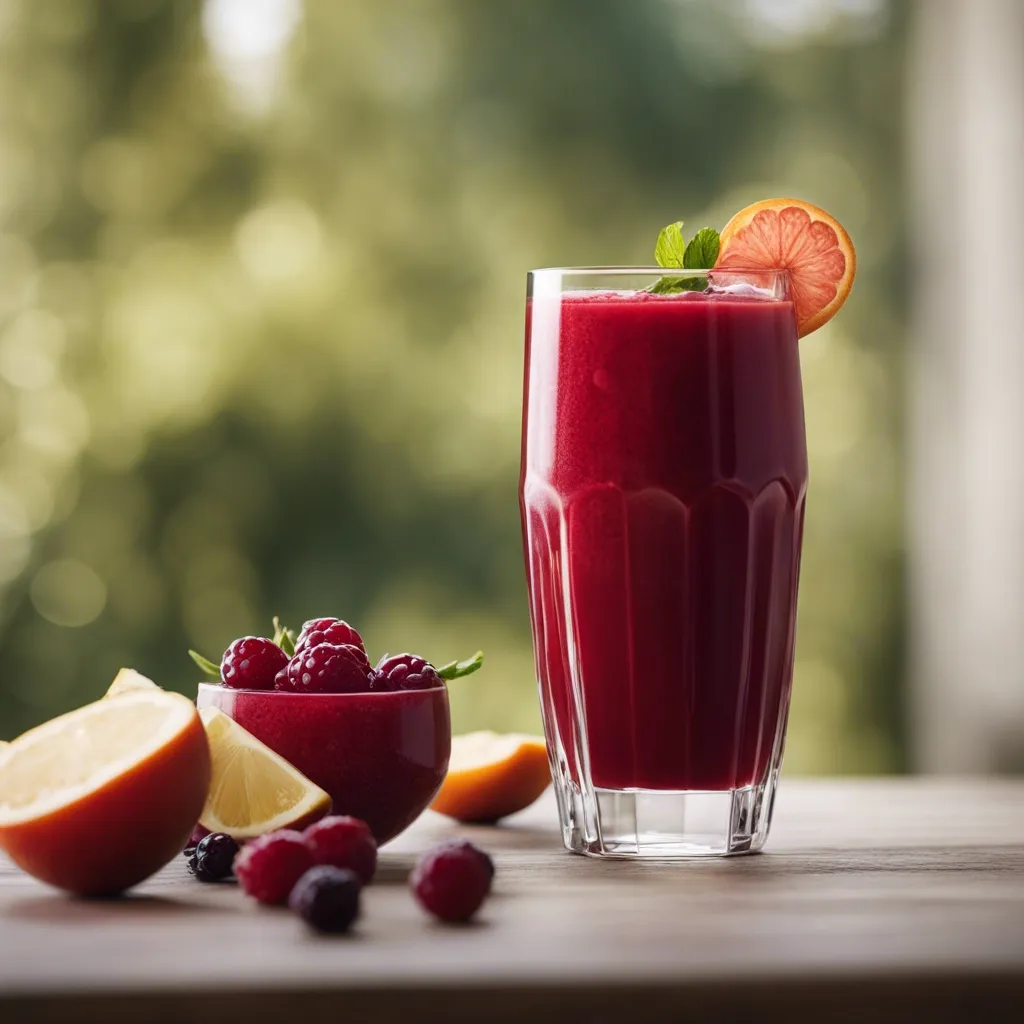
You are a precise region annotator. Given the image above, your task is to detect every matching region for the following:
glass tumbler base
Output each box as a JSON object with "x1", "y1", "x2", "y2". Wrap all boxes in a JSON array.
[{"x1": 556, "y1": 776, "x2": 779, "y2": 859}]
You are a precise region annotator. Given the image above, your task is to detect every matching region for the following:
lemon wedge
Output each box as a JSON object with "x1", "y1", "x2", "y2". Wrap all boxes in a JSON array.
[{"x1": 198, "y1": 707, "x2": 331, "y2": 839}]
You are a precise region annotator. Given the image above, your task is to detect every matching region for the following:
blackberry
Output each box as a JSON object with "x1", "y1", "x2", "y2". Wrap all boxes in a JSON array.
[
  {"x1": 289, "y1": 865, "x2": 362, "y2": 934},
  {"x1": 188, "y1": 833, "x2": 239, "y2": 882}
]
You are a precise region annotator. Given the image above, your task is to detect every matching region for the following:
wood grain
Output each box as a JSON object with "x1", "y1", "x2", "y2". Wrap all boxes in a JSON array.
[{"x1": 2, "y1": 779, "x2": 1023, "y2": 1023}]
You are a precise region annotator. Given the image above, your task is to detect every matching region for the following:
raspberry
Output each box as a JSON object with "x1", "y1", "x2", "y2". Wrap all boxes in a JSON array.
[
  {"x1": 188, "y1": 833, "x2": 239, "y2": 882},
  {"x1": 304, "y1": 816, "x2": 377, "y2": 884},
  {"x1": 477, "y1": 847, "x2": 496, "y2": 881},
  {"x1": 375, "y1": 654, "x2": 443, "y2": 691},
  {"x1": 295, "y1": 618, "x2": 365, "y2": 658},
  {"x1": 367, "y1": 672, "x2": 399, "y2": 693},
  {"x1": 410, "y1": 840, "x2": 493, "y2": 922},
  {"x1": 234, "y1": 830, "x2": 314, "y2": 905},
  {"x1": 221, "y1": 637, "x2": 289, "y2": 691},
  {"x1": 277, "y1": 643, "x2": 374, "y2": 694},
  {"x1": 289, "y1": 866, "x2": 361, "y2": 934}
]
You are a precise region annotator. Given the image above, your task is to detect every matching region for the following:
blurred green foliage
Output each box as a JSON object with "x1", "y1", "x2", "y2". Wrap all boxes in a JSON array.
[{"x1": 0, "y1": 0, "x2": 904, "y2": 773}]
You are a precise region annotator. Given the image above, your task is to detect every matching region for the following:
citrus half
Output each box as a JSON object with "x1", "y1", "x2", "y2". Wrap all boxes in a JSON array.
[
  {"x1": 104, "y1": 667, "x2": 161, "y2": 699},
  {"x1": 0, "y1": 690, "x2": 210, "y2": 895},
  {"x1": 430, "y1": 731, "x2": 551, "y2": 823},
  {"x1": 715, "y1": 198, "x2": 855, "y2": 337}
]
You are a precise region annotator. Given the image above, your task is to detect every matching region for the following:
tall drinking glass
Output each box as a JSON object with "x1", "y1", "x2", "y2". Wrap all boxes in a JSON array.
[{"x1": 520, "y1": 267, "x2": 807, "y2": 857}]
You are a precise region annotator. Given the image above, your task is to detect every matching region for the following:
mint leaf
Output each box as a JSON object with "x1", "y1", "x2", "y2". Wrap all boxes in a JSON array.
[
  {"x1": 189, "y1": 649, "x2": 220, "y2": 680},
  {"x1": 654, "y1": 222, "x2": 686, "y2": 268},
  {"x1": 683, "y1": 227, "x2": 720, "y2": 269},
  {"x1": 646, "y1": 275, "x2": 708, "y2": 295},
  {"x1": 436, "y1": 650, "x2": 484, "y2": 681},
  {"x1": 272, "y1": 616, "x2": 296, "y2": 657},
  {"x1": 649, "y1": 223, "x2": 718, "y2": 293},
  {"x1": 648, "y1": 276, "x2": 685, "y2": 294}
]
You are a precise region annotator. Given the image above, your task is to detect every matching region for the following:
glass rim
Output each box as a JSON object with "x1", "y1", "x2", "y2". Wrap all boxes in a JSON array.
[
  {"x1": 195, "y1": 681, "x2": 448, "y2": 697},
  {"x1": 529, "y1": 265, "x2": 791, "y2": 277}
]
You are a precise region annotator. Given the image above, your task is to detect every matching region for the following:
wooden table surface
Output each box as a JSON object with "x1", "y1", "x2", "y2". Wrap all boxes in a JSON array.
[{"x1": 1, "y1": 778, "x2": 1023, "y2": 1023}]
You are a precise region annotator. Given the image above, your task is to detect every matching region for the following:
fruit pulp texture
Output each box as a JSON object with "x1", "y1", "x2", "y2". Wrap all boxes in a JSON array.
[
  {"x1": 521, "y1": 291, "x2": 808, "y2": 792},
  {"x1": 196, "y1": 686, "x2": 450, "y2": 843}
]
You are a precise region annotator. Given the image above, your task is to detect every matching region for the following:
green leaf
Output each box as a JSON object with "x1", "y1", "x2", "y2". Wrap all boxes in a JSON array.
[
  {"x1": 272, "y1": 616, "x2": 296, "y2": 658},
  {"x1": 436, "y1": 650, "x2": 484, "y2": 681},
  {"x1": 189, "y1": 649, "x2": 221, "y2": 679},
  {"x1": 648, "y1": 223, "x2": 718, "y2": 293},
  {"x1": 645, "y1": 275, "x2": 708, "y2": 295},
  {"x1": 682, "y1": 227, "x2": 720, "y2": 269},
  {"x1": 654, "y1": 221, "x2": 686, "y2": 268},
  {"x1": 647, "y1": 275, "x2": 683, "y2": 294}
]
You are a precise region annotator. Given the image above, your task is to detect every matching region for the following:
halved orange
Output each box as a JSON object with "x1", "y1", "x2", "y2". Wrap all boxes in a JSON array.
[
  {"x1": 430, "y1": 731, "x2": 551, "y2": 824},
  {"x1": 715, "y1": 198, "x2": 856, "y2": 337},
  {"x1": 104, "y1": 667, "x2": 160, "y2": 699},
  {"x1": 0, "y1": 690, "x2": 210, "y2": 895},
  {"x1": 198, "y1": 707, "x2": 331, "y2": 839}
]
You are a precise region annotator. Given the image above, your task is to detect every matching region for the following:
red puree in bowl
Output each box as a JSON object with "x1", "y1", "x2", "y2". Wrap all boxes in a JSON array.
[{"x1": 197, "y1": 684, "x2": 451, "y2": 844}]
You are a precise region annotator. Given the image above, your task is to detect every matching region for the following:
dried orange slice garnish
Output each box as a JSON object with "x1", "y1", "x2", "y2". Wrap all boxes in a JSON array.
[
  {"x1": 716, "y1": 198, "x2": 856, "y2": 337},
  {"x1": 430, "y1": 731, "x2": 551, "y2": 824}
]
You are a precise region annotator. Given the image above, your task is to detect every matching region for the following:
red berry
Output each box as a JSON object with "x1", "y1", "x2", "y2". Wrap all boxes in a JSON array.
[
  {"x1": 295, "y1": 618, "x2": 365, "y2": 658},
  {"x1": 304, "y1": 816, "x2": 377, "y2": 884},
  {"x1": 221, "y1": 637, "x2": 289, "y2": 691},
  {"x1": 367, "y1": 672, "x2": 400, "y2": 693},
  {"x1": 410, "y1": 840, "x2": 493, "y2": 922},
  {"x1": 375, "y1": 653, "x2": 443, "y2": 691},
  {"x1": 234, "y1": 830, "x2": 314, "y2": 905},
  {"x1": 277, "y1": 643, "x2": 374, "y2": 694},
  {"x1": 477, "y1": 847, "x2": 495, "y2": 880}
]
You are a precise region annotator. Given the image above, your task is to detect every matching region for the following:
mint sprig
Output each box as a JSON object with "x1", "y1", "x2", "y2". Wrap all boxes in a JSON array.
[
  {"x1": 189, "y1": 649, "x2": 220, "y2": 679},
  {"x1": 272, "y1": 616, "x2": 297, "y2": 658},
  {"x1": 647, "y1": 275, "x2": 697, "y2": 295},
  {"x1": 436, "y1": 650, "x2": 484, "y2": 681},
  {"x1": 190, "y1": 615, "x2": 299, "y2": 679},
  {"x1": 683, "y1": 227, "x2": 720, "y2": 269},
  {"x1": 654, "y1": 222, "x2": 687, "y2": 269},
  {"x1": 649, "y1": 221, "x2": 721, "y2": 294}
]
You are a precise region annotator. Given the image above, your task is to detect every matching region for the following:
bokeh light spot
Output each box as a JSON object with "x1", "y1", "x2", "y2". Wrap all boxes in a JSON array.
[
  {"x1": 30, "y1": 558, "x2": 107, "y2": 628},
  {"x1": 0, "y1": 310, "x2": 66, "y2": 390},
  {"x1": 17, "y1": 385, "x2": 90, "y2": 460},
  {"x1": 235, "y1": 199, "x2": 323, "y2": 284}
]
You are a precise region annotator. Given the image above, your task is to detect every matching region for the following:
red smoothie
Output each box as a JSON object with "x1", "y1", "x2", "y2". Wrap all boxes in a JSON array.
[
  {"x1": 521, "y1": 289, "x2": 807, "y2": 793},
  {"x1": 196, "y1": 685, "x2": 450, "y2": 843}
]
